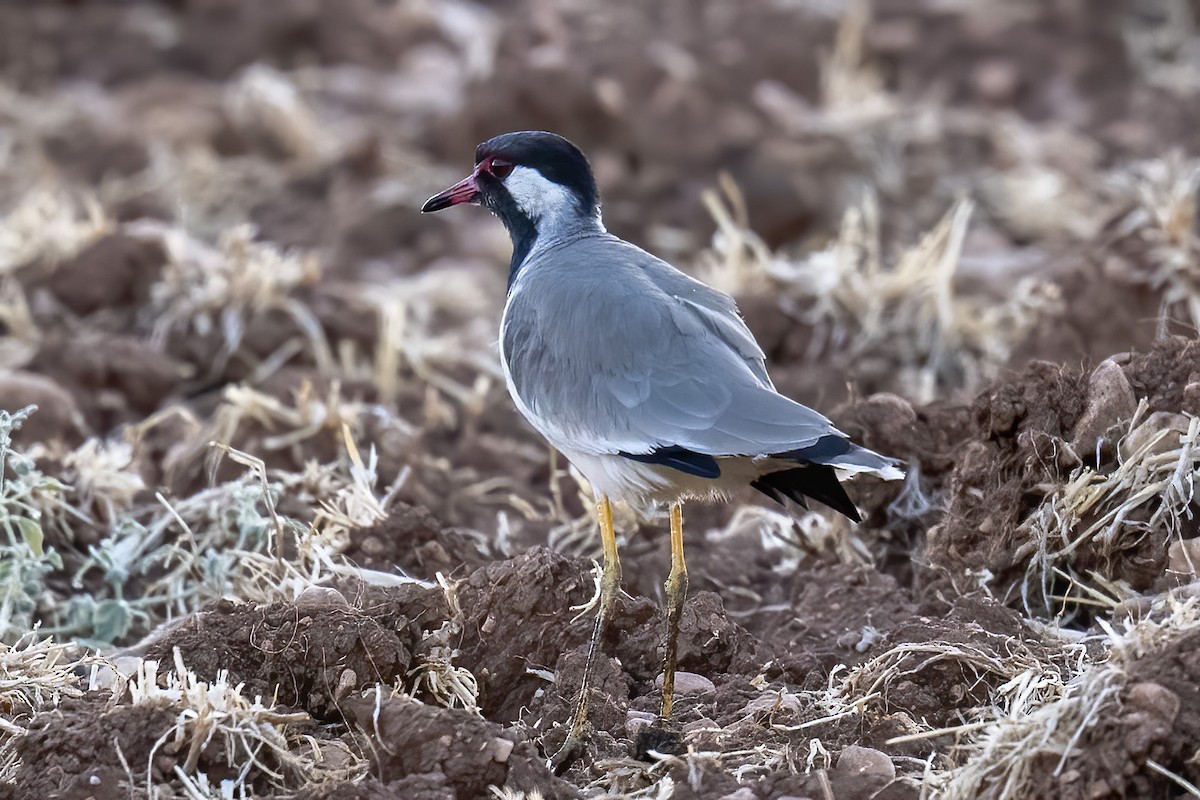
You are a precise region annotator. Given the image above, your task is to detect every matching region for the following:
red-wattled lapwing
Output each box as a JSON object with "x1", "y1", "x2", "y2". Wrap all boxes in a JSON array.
[{"x1": 422, "y1": 131, "x2": 902, "y2": 772}]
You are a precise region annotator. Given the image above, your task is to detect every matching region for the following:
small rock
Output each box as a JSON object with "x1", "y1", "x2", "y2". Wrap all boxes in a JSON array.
[
  {"x1": 718, "y1": 789, "x2": 756, "y2": 800},
  {"x1": 1183, "y1": 377, "x2": 1200, "y2": 416},
  {"x1": 1120, "y1": 411, "x2": 1191, "y2": 461},
  {"x1": 1071, "y1": 359, "x2": 1137, "y2": 458},
  {"x1": 334, "y1": 668, "x2": 358, "y2": 701},
  {"x1": 294, "y1": 586, "x2": 350, "y2": 616},
  {"x1": 1125, "y1": 682, "x2": 1180, "y2": 722},
  {"x1": 738, "y1": 689, "x2": 805, "y2": 716},
  {"x1": 837, "y1": 626, "x2": 882, "y2": 652},
  {"x1": 626, "y1": 709, "x2": 655, "y2": 735},
  {"x1": 1166, "y1": 539, "x2": 1200, "y2": 579},
  {"x1": 872, "y1": 777, "x2": 922, "y2": 800},
  {"x1": 1111, "y1": 595, "x2": 1153, "y2": 622},
  {"x1": 89, "y1": 655, "x2": 143, "y2": 690},
  {"x1": 655, "y1": 670, "x2": 716, "y2": 696},
  {"x1": 317, "y1": 739, "x2": 358, "y2": 770},
  {"x1": 835, "y1": 745, "x2": 896, "y2": 784},
  {"x1": 682, "y1": 717, "x2": 719, "y2": 735},
  {"x1": 490, "y1": 736, "x2": 514, "y2": 763},
  {"x1": 836, "y1": 629, "x2": 861, "y2": 649}
]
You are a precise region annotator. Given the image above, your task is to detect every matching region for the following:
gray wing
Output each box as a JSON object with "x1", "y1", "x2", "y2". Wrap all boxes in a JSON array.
[{"x1": 502, "y1": 236, "x2": 841, "y2": 457}]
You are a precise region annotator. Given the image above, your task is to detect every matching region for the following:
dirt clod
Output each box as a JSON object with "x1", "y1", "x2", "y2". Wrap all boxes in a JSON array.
[
  {"x1": 35, "y1": 333, "x2": 184, "y2": 430},
  {"x1": 341, "y1": 693, "x2": 573, "y2": 800},
  {"x1": 454, "y1": 547, "x2": 596, "y2": 722},
  {"x1": 0, "y1": 371, "x2": 87, "y2": 446},
  {"x1": 1033, "y1": 630, "x2": 1200, "y2": 799},
  {"x1": 143, "y1": 593, "x2": 434, "y2": 718},
  {"x1": 43, "y1": 234, "x2": 165, "y2": 316},
  {"x1": 7, "y1": 697, "x2": 180, "y2": 800},
  {"x1": 343, "y1": 502, "x2": 486, "y2": 579}
]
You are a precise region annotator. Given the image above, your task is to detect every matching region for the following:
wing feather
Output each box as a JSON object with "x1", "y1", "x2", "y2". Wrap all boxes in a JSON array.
[{"x1": 501, "y1": 234, "x2": 843, "y2": 457}]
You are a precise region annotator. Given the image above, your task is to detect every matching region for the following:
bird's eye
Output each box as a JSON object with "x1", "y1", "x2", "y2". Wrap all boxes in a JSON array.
[{"x1": 490, "y1": 158, "x2": 514, "y2": 179}]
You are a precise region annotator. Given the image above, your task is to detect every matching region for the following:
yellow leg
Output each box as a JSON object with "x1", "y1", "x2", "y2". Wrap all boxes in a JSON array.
[
  {"x1": 551, "y1": 494, "x2": 621, "y2": 774},
  {"x1": 660, "y1": 503, "x2": 688, "y2": 719}
]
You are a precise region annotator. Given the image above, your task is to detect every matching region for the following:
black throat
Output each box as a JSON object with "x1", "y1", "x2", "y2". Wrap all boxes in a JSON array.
[{"x1": 483, "y1": 187, "x2": 538, "y2": 292}]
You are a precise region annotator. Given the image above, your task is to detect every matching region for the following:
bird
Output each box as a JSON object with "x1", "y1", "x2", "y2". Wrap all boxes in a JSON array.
[{"x1": 421, "y1": 131, "x2": 902, "y2": 772}]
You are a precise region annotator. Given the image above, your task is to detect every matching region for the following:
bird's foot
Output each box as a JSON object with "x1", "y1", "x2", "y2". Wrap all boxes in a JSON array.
[
  {"x1": 634, "y1": 718, "x2": 684, "y2": 761},
  {"x1": 548, "y1": 728, "x2": 588, "y2": 776}
]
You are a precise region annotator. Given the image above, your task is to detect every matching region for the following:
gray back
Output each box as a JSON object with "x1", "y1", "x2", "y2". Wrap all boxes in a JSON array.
[{"x1": 502, "y1": 233, "x2": 838, "y2": 457}]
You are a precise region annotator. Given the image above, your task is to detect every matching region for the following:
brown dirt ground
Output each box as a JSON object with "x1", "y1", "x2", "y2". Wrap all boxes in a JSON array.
[
  {"x1": 1034, "y1": 628, "x2": 1200, "y2": 799},
  {"x1": 1, "y1": 697, "x2": 177, "y2": 800}
]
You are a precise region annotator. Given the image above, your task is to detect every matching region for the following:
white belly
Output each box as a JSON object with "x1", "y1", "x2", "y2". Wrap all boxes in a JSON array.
[
  {"x1": 497, "y1": 309, "x2": 789, "y2": 506},
  {"x1": 558, "y1": 447, "x2": 794, "y2": 506}
]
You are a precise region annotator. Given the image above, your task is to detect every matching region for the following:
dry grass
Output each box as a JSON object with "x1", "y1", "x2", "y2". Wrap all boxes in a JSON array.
[
  {"x1": 707, "y1": 503, "x2": 872, "y2": 578},
  {"x1": 0, "y1": 398, "x2": 434, "y2": 649},
  {"x1": 356, "y1": 268, "x2": 500, "y2": 409},
  {"x1": 580, "y1": 669, "x2": 883, "y2": 797},
  {"x1": 0, "y1": 636, "x2": 92, "y2": 781},
  {"x1": 223, "y1": 64, "x2": 330, "y2": 164},
  {"x1": 698, "y1": 182, "x2": 1061, "y2": 402},
  {"x1": 1108, "y1": 153, "x2": 1200, "y2": 330},
  {"x1": 62, "y1": 438, "x2": 146, "y2": 526},
  {"x1": 0, "y1": 188, "x2": 112, "y2": 274},
  {"x1": 140, "y1": 222, "x2": 327, "y2": 379},
  {"x1": 842, "y1": 637, "x2": 1062, "y2": 726},
  {"x1": 0, "y1": 406, "x2": 441, "y2": 795},
  {"x1": 925, "y1": 596, "x2": 1200, "y2": 800},
  {"x1": 407, "y1": 573, "x2": 481, "y2": 713},
  {"x1": 131, "y1": 647, "x2": 363, "y2": 794},
  {"x1": 1017, "y1": 401, "x2": 1200, "y2": 617}
]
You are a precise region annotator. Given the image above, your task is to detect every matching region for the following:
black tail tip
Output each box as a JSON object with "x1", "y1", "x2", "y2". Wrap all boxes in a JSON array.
[{"x1": 751, "y1": 465, "x2": 862, "y2": 523}]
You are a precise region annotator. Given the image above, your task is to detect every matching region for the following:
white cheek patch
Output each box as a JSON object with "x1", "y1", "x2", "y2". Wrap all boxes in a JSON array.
[{"x1": 504, "y1": 165, "x2": 578, "y2": 222}]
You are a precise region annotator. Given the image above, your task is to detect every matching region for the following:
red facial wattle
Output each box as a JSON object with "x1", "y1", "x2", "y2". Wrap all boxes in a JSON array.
[{"x1": 421, "y1": 157, "x2": 515, "y2": 213}]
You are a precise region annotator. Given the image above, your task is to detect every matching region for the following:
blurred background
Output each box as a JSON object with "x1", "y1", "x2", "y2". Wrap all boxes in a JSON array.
[{"x1": 4, "y1": 0, "x2": 1197, "y2": 405}]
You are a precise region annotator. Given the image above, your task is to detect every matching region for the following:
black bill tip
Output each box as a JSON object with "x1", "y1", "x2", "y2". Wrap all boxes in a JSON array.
[
  {"x1": 420, "y1": 194, "x2": 451, "y2": 213},
  {"x1": 420, "y1": 174, "x2": 480, "y2": 213}
]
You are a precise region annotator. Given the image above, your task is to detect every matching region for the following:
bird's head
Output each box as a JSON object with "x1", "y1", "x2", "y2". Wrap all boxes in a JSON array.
[{"x1": 421, "y1": 131, "x2": 602, "y2": 249}]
